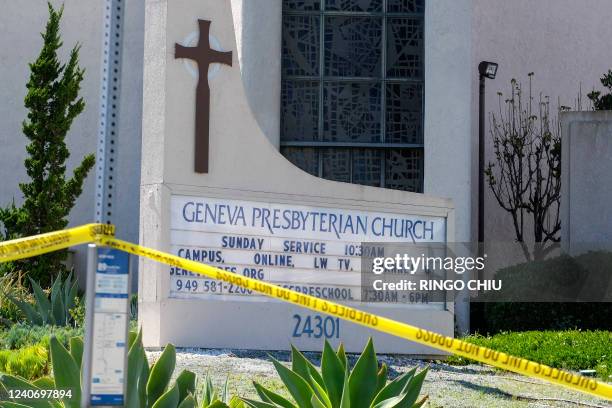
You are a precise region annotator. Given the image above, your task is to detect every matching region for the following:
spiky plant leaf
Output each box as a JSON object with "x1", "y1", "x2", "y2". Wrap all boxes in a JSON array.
[
  {"x1": 370, "y1": 368, "x2": 416, "y2": 407},
  {"x1": 271, "y1": 357, "x2": 315, "y2": 408},
  {"x1": 412, "y1": 396, "x2": 428, "y2": 408},
  {"x1": 126, "y1": 330, "x2": 145, "y2": 408},
  {"x1": 308, "y1": 369, "x2": 332, "y2": 408},
  {"x1": 208, "y1": 400, "x2": 232, "y2": 408},
  {"x1": 201, "y1": 373, "x2": 218, "y2": 406},
  {"x1": 336, "y1": 343, "x2": 347, "y2": 369},
  {"x1": 151, "y1": 383, "x2": 180, "y2": 408},
  {"x1": 128, "y1": 330, "x2": 138, "y2": 349},
  {"x1": 175, "y1": 370, "x2": 196, "y2": 403},
  {"x1": 29, "y1": 278, "x2": 51, "y2": 324},
  {"x1": 339, "y1": 368, "x2": 351, "y2": 408},
  {"x1": 32, "y1": 376, "x2": 55, "y2": 389},
  {"x1": 240, "y1": 398, "x2": 279, "y2": 408},
  {"x1": 69, "y1": 336, "x2": 83, "y2": 369},
  {"x1": 1, "y1": 402, "x2": 39, "y2": 408},
  {"x1": 220, "y1": 376, "x2": 230, "y2": 404},
  {"x1": 311, "y1": 394, "x2": 327, "y2": 408},
  {"x1": 290, "y1": 344, "x2": 324, "y2": 388},
  {"x1": 49, "y1": 274, "x2": 65, "y2": 325},
  {"x1": 0, "y1": 374, "x2": 53, "y2": 408},
  {"x1": 146, "y1": 344, "x2": 176, "y2": 404},
  {"x1": 177, "y1": 394, "x2": 196, "y2": 408},
  {"x1": 348, "y1": 338, "x2": 379, "y2": 408},
  {"x1": 138, "y1": 346, "x2": 150, "y2": 408},
  {"x1": 229, "y1": 396, "x2": 246, "y2": 408},
  {"x1": 395, "y1": 368, "x2": 428, "y2": 408},
  {"x1": 253, "y1": 381, "x2": 295, "y2": 408},
  {"x1": 321, "y1": 340, "x2": 345, "y2": 408},
  {"x1": 376, "y1": 363, "x2": 387, "y2": 394},
  {"x1": 7, "y1": 294, "x2": 42, "y2": 325},
  {"x1": 49, "y1": 337, "x2": 80, "y2": 408}
]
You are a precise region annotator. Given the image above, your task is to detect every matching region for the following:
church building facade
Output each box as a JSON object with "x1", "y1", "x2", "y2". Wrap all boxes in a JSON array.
[{"x1": 1, "y1": 1, "x2": 611, "y2": 347}]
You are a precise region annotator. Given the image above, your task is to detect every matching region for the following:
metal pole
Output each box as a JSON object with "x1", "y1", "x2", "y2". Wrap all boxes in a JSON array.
[
  {"x1": 95, "y1": 0, "x2": 125, "y2": 225},
  {"x1": 475, "y1": 75, "x2": 487, "y2": 333},
  {"x1": 81, "y1": 244, "x2": 97, "y2": 408},
  {"x1": 478, "y1": 74, "x2": 486, "y2": 245}
]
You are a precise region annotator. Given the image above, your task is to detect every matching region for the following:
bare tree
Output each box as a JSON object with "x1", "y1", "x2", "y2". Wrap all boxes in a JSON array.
[{"x1": 485, "y1": 73, "x2": 566, "y2": 260}]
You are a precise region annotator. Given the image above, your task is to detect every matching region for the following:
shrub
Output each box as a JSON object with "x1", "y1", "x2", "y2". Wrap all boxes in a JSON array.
[
  {"x1": 481, "y1": 302, "x2": 612, "y2": 334},
  {"x1": 473, "y1": 251, "x2": 612, "y2": 334},
  {"x1": 8, "y1": 272, "x2": 79, "y2": 327},
  {"x1": 0, "y1": 273, "x2": 31, "y2": 326},
  {"x1": 0, "y1": 331, "x2": 242, "y2": 408},
  {"x1": 0, "y1": 323, "x2": 82, "y2": 350},
  {"x1": 68, "y1": 296, "x2": 85, "y2": 328},
  {"x1": 587, "y1": 70, "x2": 612, "y2": 110},
  {"x1": 245, "y1": 339, "x2": 429, "y2": 408},
  {"x1": 447, "y1": 330, "x2": 612, "y2": 380},
  {"x1": 0, "y1": 344, "x2": 48, "y2": 380}
]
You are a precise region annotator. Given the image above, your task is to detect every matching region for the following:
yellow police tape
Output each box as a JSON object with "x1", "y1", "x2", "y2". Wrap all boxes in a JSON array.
[
  {"x1": 0, "y1": 224, "x2": 114, "y2": 263},
  {"x1": 0, "y1": 225, "x2": 610, "y2": 400},
  {"x1": 98, "y1": 237, "x2": 612, "y2": 401}
]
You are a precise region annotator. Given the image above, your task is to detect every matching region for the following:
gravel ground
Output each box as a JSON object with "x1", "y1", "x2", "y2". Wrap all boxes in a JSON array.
[{"x1": 146, "y1": 349, "x2": 612, "y2": 408}]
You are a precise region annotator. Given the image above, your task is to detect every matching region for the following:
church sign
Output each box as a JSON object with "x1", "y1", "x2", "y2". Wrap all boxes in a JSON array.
[
  {"x1": 139, "y1": 0, "x2": 455, "y2": 353},
  {"x1": 169, "y1": 196, "x2": 445, "y2": 304}
]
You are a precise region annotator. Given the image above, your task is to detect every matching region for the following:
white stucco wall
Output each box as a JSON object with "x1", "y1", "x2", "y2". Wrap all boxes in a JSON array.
[
  {"x1": 472, "y1": 0, "x2": 612, "y2": 243},
  {"x1": 0, "y1": 0, "x2": 102, "y2": 224},
  {"x1": 0, "y1": 0, "x2": 102, "y2": 276},
  {"x1": 231, "y1": 0, "x2": 282, "y2": 147},
  {"x1": 424, "y1": 0, "x2": 472, "y2": 243},
  {"x1": 0, "y1": 1, "x2": 144, "y2": 280}
]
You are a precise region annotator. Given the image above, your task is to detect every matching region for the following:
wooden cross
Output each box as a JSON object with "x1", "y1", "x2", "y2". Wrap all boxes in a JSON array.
[{"x1": 175, "y1": 20, "x2": 233, "y2": 173}]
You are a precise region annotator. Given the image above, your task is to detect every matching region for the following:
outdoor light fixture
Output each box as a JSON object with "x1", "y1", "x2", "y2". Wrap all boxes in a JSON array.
[
  {"x1": 478, "y1": 61, "x2": 499, "y2": 245},
  {"x1": 478, "y1": 61, "x2": 498, "y2": 80}
]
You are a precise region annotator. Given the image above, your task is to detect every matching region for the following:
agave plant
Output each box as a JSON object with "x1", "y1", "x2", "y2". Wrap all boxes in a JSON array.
[
  {"x1": 0, "y1": 331, "x2": 242, "y2": 408},
  {"x1": 179, "y1": 373, "x2": 245, "y2": 408},
  {"x1": 243, "y1": 339, "x2": 428, "y2": 408},
  {"x1": 8, "y1": 272, "x2": 79, "y2": 327}
]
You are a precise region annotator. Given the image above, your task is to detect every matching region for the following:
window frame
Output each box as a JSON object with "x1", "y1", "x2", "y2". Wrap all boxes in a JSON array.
[{"x1": 281, "y1": 0, "x2": 425, "y2": 192}]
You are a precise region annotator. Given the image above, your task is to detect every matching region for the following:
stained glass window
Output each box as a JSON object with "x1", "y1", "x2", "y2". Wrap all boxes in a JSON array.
[{"x1": 281, "y1": 0, "x2": 425, "y2": 192}]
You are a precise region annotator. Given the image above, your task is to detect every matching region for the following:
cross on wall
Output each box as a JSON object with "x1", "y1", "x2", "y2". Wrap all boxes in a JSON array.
[{"x1": 175, "y1": 19, "x2": 233, "y2": 174}]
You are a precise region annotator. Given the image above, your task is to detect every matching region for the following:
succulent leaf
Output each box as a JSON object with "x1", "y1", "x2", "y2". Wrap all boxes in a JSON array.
[
  {"x1": 146, "y1": 344, "x2": 177, "y2": 405},
  {"x1": 151, "y1": 383, "x2": 180, "y2": 408},
  {"x1": 321, "y1": 341, "x2": 345, "y2": 408},
  {"x1": 69, "y1": 336, "x2": 84, "y2": 369},
  {"x1": 176, "y1": 369, "x2": 197, "y2": 403},
  {"x1": 253, "y1": 381, "x2": 296, "y2": 408},
  {"x1": 271, "y1": 357, "x2": 315, "y2": 408},
  {"x1": 49, "y1": 336, "x2": 80, "y2": 408},
  {"x1": 348, "y1": 338, "x2": 379, "y2": 408}
]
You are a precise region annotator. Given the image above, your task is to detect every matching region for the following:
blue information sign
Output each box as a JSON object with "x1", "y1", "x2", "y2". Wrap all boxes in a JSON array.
[{"x1": 89, "y1": 248, "x2": 130, "y2": 406}]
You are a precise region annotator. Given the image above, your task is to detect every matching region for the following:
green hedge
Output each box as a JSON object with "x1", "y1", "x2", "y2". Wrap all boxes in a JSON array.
[
  {"x1": 473, "y1": 251, "x2": 612, "y2": 333},
  {"x1": 447, "y1": 330, "x2": 612, "y2": 380},
  {"x1": 480, "y1": 302, "x2": 612, "y2": 334}
]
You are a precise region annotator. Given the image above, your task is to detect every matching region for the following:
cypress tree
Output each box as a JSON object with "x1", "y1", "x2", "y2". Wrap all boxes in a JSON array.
[{"x1": 0, "y1": 3, "x2": 95, "y2": 286}]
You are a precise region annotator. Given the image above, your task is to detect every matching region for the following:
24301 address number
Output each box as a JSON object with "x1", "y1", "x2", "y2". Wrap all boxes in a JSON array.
[{"x1": 292, "y1": 314, "x2": 340, "y2": 339}]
